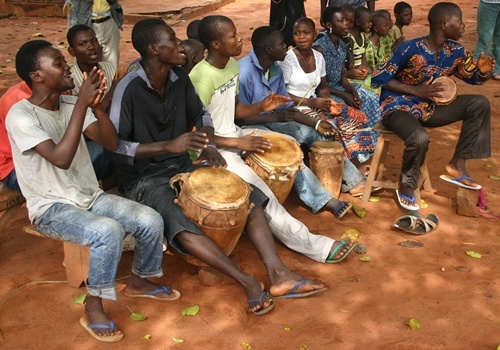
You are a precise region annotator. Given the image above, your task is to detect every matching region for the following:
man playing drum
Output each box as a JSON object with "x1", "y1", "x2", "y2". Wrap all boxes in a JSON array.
[
  {"x1": 108, "y1": 19, "x2": 326, "y2": 315},
  {"x1": 190, "y1": 15, "x2": 358, "y2": 265},
  {"x1": 371, "y1": 2, "x2": 495, "y2": 211}
]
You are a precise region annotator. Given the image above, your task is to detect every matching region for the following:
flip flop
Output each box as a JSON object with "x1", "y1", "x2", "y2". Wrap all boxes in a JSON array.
[
  {"x1": 439, "y1": 175, "x2": 481, "y2": 190},
  {"x1": 349, "y1": 186, "x2": 383, "y2": 197},
  {"x1": 271, "y1": 279, "x2": 327, "y2": 299},
  {"x1": 79, "y1": 317, "x2": 124, "y2": 343},
  {"x1": 396, "y1": 190, "x2": 420, "y2": 211},
  {"x1": 248, "y1": 291, "x2": 274, "y2": 315},
  {"x1": 405, "y1": 214, "x2": 439, "y2": 235},
  {"x1": 333, "y1": 201, "x2": 353, "y2": 219},
  {"x1": 326, "y1": 239, "x2": 358, "y2": 263},
  {"x1": 392, "y1": 211, "x2": 421, "y2": 231},
  {"x1": 124, "y1": 284, "x2": 181, "y2": 301}
]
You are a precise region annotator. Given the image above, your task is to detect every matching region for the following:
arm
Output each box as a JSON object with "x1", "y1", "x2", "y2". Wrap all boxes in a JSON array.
[
  {"x1": 235, "y1": 94, "x2": 291, "y2": 119},
  {"x1": 214, "y1": 130, "x2": 272, "y2": 153},
  {"x1": 366, "y1": 0, "x2": 375, "y2": 12}
]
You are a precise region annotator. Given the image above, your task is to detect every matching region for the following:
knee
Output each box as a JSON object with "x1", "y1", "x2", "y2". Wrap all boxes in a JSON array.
[
  {"x1": 95, "y1": 219, "x2": 125, "y2": 247},
  {"x1": 470, "y1": 95, "x2": 490, "y2": 114},
  {"x1": 135, "y1": 207, "x2": 164, "y2": 239},
  {"x1": 407, "y1": 129, "x2": 430, "y2": 150}
]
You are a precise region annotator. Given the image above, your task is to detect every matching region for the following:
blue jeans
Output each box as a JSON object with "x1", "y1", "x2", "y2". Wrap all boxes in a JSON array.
[
  {"x1": 474, "y1": 1, "x2": 500, "y2": 74},
  {"x1": 33, "y1": 193, "x2": 164, "y2": 300},
  {"x1": 2, "y1": 169, "x2": 21, "y2": 193}
]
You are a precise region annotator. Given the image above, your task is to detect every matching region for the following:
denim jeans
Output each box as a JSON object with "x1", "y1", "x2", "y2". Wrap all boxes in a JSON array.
[
  {"x1": 1, "y1": 169, "x2": 21, "y2": 193},
  {"x1": 34, "y1": 193, "x2": 164, "y2": 300},
  {"x1": 474, "y1": 1, "x2": 500, "y2": 74}
]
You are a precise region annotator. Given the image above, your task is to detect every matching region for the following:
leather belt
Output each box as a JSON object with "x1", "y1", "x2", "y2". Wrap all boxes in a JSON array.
[{"x1": 91, "y1": 16, "x2": 110, "y2": 24}]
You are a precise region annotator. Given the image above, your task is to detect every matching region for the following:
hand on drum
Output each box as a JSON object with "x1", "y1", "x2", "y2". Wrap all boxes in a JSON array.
[
  {"x1": 476, "y1": 52, "x2": 496, "y2": 76},
  {"x1": 174, "y1": 128, "x2": 210, "y2": 154},
  {"x1": 316, "y1": 120, "x2": 337, "y2": 137},
  {"x1": 197, "y1": 146, "x2": 227, "y2": 168},
  {"x1": 418, "y1": 77, "x2": 445, "y2": 102},
  {"x1": 238, "y1": 130, "x2": 272, "y2": 153},
  {"x1": 260, "y1": 92, "x2": 291, "y2": 112}
]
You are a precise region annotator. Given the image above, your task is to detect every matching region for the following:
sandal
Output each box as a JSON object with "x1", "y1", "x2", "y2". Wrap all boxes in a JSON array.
[
  {"x1": 326, "y1": 239, "x2": 357, "y2": 263},
  {"x1": 333, "y1": 201, "x2": 353, "y2": 219},
  {"x1": 405, "y1": 214, "x2": 439, "y2": 235},
  {"x1": 392, "y1": 211, "x2": 421, "y2": 231},
  {"x1": 248, "y1": 291, "x2": 274, "y2": 316}
]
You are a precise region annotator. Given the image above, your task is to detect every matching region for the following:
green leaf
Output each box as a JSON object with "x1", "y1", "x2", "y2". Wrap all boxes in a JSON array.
[
  {"x1": 360, "y1": 255, "x2": 371, "y2": 262},
  {"x1": 176, "y1": 305, "x2": 200, "y2": 323},
  {"x1": 483, "y1": 163, "x2": 492, "y2": 168},
  {"x1": 466, "y1": 251, "x2": 482, "y2": 259},
  {"x1": 144, "y1": 334, "x2": 151, "y2": 341},
  {"x1": 73, "y1": 293, "x2": 87, "y2": 304},
  {"x1": 299, "y1": 346, "x2": 310, "y2": 350},
  {"x1": 489, "y1": 175, "x2": 500, "y2": 181},
  {"x1": 130, "y1": 312, "x2": 147, "y2": 321},
  {"x1": 420, "y1": 199, "x2": 429, "y2": 209},
  {"x1": 284, "y1": 327, "x2": 291, "y2": 331},
  {"x1": 164, "y1": 13, "x2": 173, "y2": 19},
  {"x1": 340, "y1": 229, "x2": 361, "y2": 241},
  {"x1": 406, "y1": 318, "x2": 421, "y2": 331},
  {"x1": 188, "y1": 151, "x2": 199, "y2": 161},
  {"x1": 352, "y1": 204, "x2": 366, "y2": 219},
  {"x1": 172, "y1": 337, "x2": 185, "y2": 343},
  {"x1": 242, "y1": 342, "x2": 252, "y2": 349},
  {"x1": 368, "y1": 196, "x2": 380, "y2": 202}
]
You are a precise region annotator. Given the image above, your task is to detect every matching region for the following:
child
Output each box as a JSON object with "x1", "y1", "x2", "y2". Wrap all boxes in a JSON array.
[
  {"x1": 347, "y1": 6, "x2": 372, "y2": 89},
  {"x1": 181, "y1": 39, "x2": 205, "y2": 74},
  {"x1": 389, "y1": 2, "x2": 412, "y2": 42},
  {"x1": 365, "y1": 13, "x2": 391, "y2": 72},
  {"x1": 375, "y1": 9, "x2": 405, "y2": 51}
]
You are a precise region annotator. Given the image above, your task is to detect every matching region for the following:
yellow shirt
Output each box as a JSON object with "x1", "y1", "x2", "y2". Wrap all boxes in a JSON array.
[{"x1": 92, "y1": 0, "x2": 111, "y2": 17}]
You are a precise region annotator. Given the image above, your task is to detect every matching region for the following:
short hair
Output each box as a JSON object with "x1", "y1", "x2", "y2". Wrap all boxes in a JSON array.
[
  {"x1": 375, "y1": 9, "x2": 391, "y2": 20},
  {"x1": 371, "y1": 13, "x2": 387, "y2": 28},
  {"x1": 428, "y1": 2, "x2": 461, "y2": 29},
  {"x1": 182, "y1": 38, "x2": 205, "y2": 55},
  {"x1": 355, "y1": 6, "x2": 371, "y2": 20},
  {"x1": 198, "y1": 15, "x2": 233, "y2": 49},
  {"x1": 251, "y1": 26, "x2": 281, "y2": 55},
  {"x1": 15, "y1": 40, "x2": 53, "y2": 88},
  {"x1": 131, "y1": 18, "x2": 169, "y2": 57},
  {"x1": 394, "y1": 1, "x2": 412, "y2": 15},
  {"x1": 186, "y1": 19, "x2": 201, "y2": 41},
  {"x1": 66, "y1": 24, "x2": 95, "y2": 48},
  {"x1": 339, "y1": 4, "x2": 355, "y2": 15},
  {"x1": 321, "y1": 6, "x2": 343, "y2": 27},
  {"x1": 294, "y1": 17, "x2": 316, "y2": 31}
]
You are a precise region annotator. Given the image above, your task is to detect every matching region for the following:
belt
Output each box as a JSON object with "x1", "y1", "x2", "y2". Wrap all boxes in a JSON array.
[{"x1": 91, "y1": 16, "x2": 110, "y2": 24}]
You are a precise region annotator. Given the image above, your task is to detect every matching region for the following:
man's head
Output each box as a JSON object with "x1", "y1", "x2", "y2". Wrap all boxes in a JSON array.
[
  {"x1": 186, "y1": 19, "x2": 202, "y2": 41},
  {"x1": 181, "y1": 39, "x2": 205, "y2": 73},
  {"x1": 132, "y1": 18, "x2": 185, "y2": 65},
  {"x1": 322, "y1": 7, "x2": 349, "y2": 38},
  {"x1": 394, "y1": 2, "x2": 412, "y2": 26},
  {"x1": 67, "y1": 24, "x2": 100, "y2": 66},
  {"x1": 16, "y1": 40, "x2": 74, "y2": 91},
  {"x1": 252, "y1": 26, "x2": 287, "y2": 62},
  {"x1": 428, "y1": 2, "x2": 464, "y2": 40},
  {"x1": 198, "y1": 15, "x2": 242, "y2": 57}
]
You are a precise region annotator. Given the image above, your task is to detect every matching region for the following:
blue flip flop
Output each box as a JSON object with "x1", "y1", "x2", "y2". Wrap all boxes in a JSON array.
[
  {"x1": 333, "y1": 201, "x2": 353, "y2": 219},
  {"x1": 124, "y1": 284, "x2": 181, "y2": 301},
  {"x1": 271, "y1": 280, "x2": 327, "y2": 299},
  {"x1": 79, "y1": 317, "x2": 124, "y2": 343},
  {"x1": 396, "y1": 190, "x2": 420, "y2": 211},
  {"x1": 439, "y1": 175, "x2": 481, "y2": 190},
  {"x1": 248, "y1": 291, "x2": 274, "y2": 315},
  {"x1": 326, "y1": 239, "x2": 358, "y2": 263}
]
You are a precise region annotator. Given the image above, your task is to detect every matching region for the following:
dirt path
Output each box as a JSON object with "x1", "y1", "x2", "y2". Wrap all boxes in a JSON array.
[{"x1": 0, "y1": 0, "x2": 499, "y2": 349}]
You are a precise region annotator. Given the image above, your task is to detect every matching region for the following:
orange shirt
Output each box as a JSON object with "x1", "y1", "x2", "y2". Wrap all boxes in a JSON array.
[{"x1": 0, "y1": 81, "x2": 32, "y2": 179}]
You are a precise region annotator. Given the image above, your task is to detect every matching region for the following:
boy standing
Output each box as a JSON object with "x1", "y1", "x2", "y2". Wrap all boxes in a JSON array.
[{"x1": 389, "y1": 1, "x2": 412, "y2": 42}]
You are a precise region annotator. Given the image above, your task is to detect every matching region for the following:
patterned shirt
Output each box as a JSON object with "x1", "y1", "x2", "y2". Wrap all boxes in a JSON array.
[
  {"x1": 366, "y1": 35, "x2": 393, "y2": 71},
  {"x1": 371, "y1": 37, "x2": 483, "y2": 121}
]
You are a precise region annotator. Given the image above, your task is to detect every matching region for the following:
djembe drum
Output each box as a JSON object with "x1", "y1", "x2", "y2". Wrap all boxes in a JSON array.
[
  {"x1": 432, "y1": 76, "x2": 457, "y2": 105},
  {"x1": 169, "y1": 167, "x2": 254, "y2": 266},
  {"x1": 309, "y1": 141, "x2": 345, "y2": 198},
  {"x1": 245, "y1": 133, "x2": 304, "y2": 204}
]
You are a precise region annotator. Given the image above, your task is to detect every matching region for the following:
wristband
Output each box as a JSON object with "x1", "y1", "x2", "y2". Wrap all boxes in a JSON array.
[
  {"x1": 477, "y1": 70, "x2": 488, "y2": 78},
  {"x1": 314, "y1": 119, "x2": 322, "y2": 131},
  {"x1": 207, "y1": 144, "x2": 218, "y2": 150}
]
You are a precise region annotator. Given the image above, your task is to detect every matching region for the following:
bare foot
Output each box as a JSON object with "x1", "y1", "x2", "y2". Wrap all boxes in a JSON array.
[
  {"x1": 326, "y1": 239, "x2": 356, "y2": 262},
  {"x1": 124, "y1": 274, "x2": 180, "y2": 300},
  {"x1": 445, "y1": 164, "x2": 479, "y2": 188},
  {"x1": 349, "y1": 180, "x2": 366, "y2": 197},
  {"x1": 268, "y1": 270, "x2": 326, "y2": 298},
  {"x1": 84, "y1": 296, "x2": 123, "y2": 339},
  {"x1": 247, "y1": 282, "x2": 274, "y2": 315}
]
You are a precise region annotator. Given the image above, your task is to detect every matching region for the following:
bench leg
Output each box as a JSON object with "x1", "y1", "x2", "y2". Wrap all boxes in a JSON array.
[{"x1": 63, "y1": 242, "x2": 90, "y2": 288}]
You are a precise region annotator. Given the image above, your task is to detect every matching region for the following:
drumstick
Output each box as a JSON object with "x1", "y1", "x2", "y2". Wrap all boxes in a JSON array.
[{"x1": 296, "y1": 73, "x2": 318, "y2": 107}]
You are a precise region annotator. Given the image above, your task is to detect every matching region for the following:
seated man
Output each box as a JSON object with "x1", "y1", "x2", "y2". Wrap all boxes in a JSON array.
[
  {"x1": 237, "y1": 25, "x2": 367, "y2": 196},
  {"x1": 189, "y1": 15, "x2": 358, "y2": 263},
  {"x1": 6, "y1": 40, "x2": 176, "y2": 343},
  {"x1": 108, "y1": 19, "x2": 326, "y2": 314},
  {"x1": 181, "y1": 39, "x2": 205, "y2": 74},
  {"x1": 371, "y1": 2, "x2": 494, "y2": 210}
]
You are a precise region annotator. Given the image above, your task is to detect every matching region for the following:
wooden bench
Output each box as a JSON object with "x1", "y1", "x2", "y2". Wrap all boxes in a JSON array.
[{"x1": 0, "y1": 184, "x2": 25, "y2": 231}]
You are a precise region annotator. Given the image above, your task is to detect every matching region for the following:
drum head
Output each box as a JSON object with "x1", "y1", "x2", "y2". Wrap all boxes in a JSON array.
[
  {"x1": 432, "y1": 76, "x2": 457, "y2": 105},
  {"x1": 186, "y1": 168, "x2": 250, "y2": 207},
  {"x1": 252, "y1": 133, "x2": 302, "y2": 166},
  {"x1": 311, "y1": 141, "x2": 344, "y2": 151}
]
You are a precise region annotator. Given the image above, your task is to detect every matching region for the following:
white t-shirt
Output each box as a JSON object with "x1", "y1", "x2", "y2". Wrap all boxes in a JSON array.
[
  {"x1": 6, "y1": 96, "x2": 102, "y2": 221},
  {"x1": 279, "y1": 49, "x2": 326, "y2": 98}
]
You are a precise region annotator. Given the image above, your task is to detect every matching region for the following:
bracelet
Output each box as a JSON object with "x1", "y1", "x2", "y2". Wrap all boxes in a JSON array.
[
  {"x1": 477, "y1": 70, "x2": 488, "y2": 78},
  {"x1": 314, "y1": 119, "x2": 322, "y2": 131},
  {"x1": 207, "y1": 144, "x2": 217, "y2": 150}
]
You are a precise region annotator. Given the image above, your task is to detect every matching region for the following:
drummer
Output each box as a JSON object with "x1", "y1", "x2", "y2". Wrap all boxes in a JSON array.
[{"x1": 371, "y1": 2, "x2": 495, "y2": 211}]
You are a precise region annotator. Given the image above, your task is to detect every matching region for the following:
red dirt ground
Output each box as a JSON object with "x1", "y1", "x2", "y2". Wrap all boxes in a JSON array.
[{"x1": 0, "y1": 0, "x2": 499, "y2": 349}]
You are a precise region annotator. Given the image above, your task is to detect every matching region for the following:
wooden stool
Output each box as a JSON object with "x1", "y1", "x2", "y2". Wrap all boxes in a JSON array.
[
  {"x1": 23, "y1": 225, "x2": 90, "y2": 288},
  {"x1": 0, "y1": 184, "x2": 25, "y2": 231},
  {"x1": 361, "y1": 123, "x2": 433, "y2": 203}
]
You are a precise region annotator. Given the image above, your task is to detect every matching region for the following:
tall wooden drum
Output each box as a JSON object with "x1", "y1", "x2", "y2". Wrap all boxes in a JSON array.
[
  {"x1": 245, "y1": 133, "x2": 304, "y2": 204},
  {"x1": 169, "y1": 168, "x2": 254, "y2": 266},
  {"x1": 432, "y1": 76, "x2": 457, "y2": 105},
  {"x1": 309, "y1": 141, "x2": 345, "y2": 198}
]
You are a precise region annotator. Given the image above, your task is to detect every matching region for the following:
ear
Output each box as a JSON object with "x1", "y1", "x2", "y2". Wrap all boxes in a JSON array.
[
  {"x1": 265, "y1": 46, "x2": 272, "y2": 55},
  {"x1": 192, "y1": 55, "x2": 197, "y2": 64},
  {"x1": 148, "y1": 43, "x2": 159, "y2": 56},
  {"x1": 211, "y1": 40, "x2": 220, "y2": 50},
  {"x1": 68, "y1": 46, "x2": 75, "y2": 57},
  {"x1": 28, "y1": 70, "x2": 43, "y2": 84}
]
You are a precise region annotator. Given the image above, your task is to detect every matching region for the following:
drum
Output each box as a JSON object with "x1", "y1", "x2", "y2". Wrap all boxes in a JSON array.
[
  {"x1": 309, "y1": 141, "x2": 345, "y2": 198},
  {"x1": 169, "y1": 167, "x2": 254, "y2": 266},
  {"x1": 432, "y1": 76, "x2": 457, "y2": 105},
  {"x1": 245, "y1": 133, "x2": 304, "y2": 204}
]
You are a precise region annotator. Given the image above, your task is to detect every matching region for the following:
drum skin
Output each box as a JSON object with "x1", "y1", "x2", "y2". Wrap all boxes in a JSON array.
[
  {"x1": 169, "y1": 167, "x2": 254, "y2": 266},
  {"x1": 432, "y1": 76, "x2": 457, "y2": 105},
  {"x1": 245, "y1": 133, "x2": 304, "y2": 204},
  {"x1": 309, "y1": 141, "x2": 345, "y2": 198}
]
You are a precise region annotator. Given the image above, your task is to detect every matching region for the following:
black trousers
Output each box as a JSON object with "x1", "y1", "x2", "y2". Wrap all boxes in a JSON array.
[{"x1": 382, "y1": 94, "x2": 491, "y2": 190}]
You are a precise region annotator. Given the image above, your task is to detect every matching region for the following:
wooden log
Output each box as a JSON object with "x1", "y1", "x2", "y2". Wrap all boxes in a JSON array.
[{"x1": 456, "y1": 187, "x2": 479, "y2": 217}]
